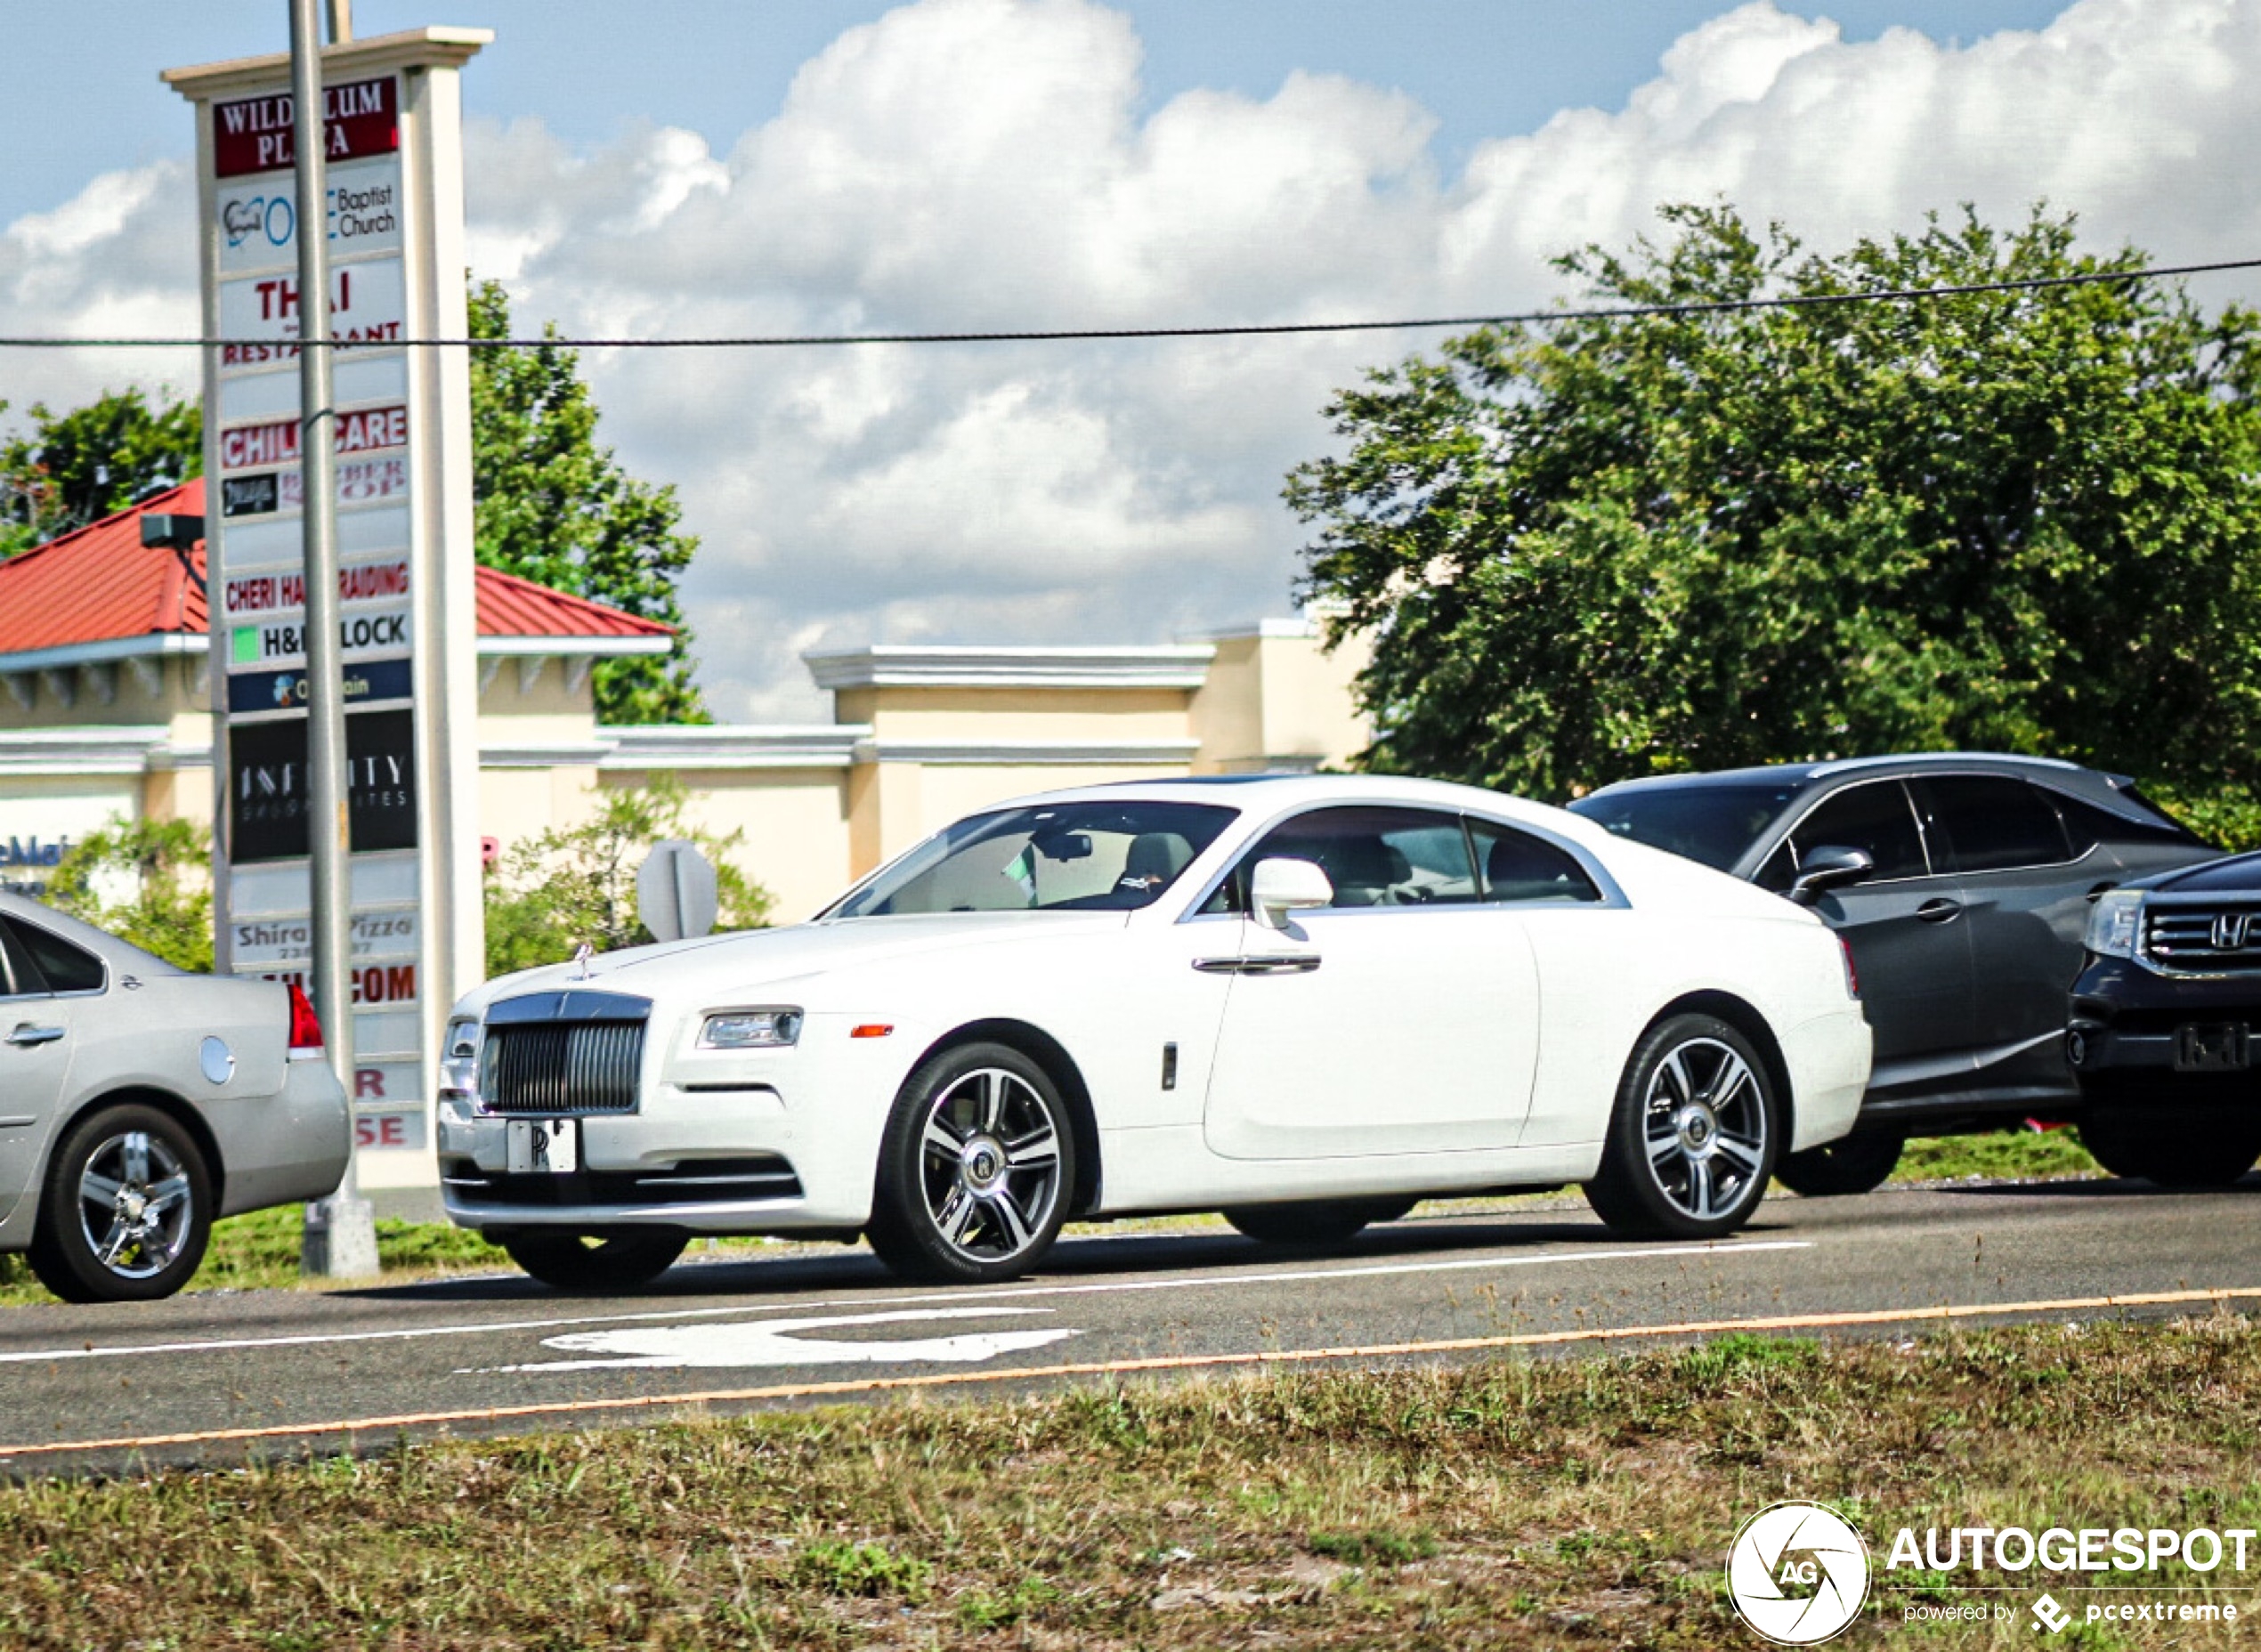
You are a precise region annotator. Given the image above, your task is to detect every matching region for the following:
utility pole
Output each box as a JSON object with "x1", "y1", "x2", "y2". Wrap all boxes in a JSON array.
[{"x1": 293, "y1": 0, "x2": 379, "y2": 1278}]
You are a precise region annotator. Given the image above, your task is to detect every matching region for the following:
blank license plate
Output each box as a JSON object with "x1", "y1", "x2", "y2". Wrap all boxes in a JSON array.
[
  {"x1": 506, "y1": 1117, "x2": 579, "y2": 1174},
  {"x1": 2175, "y1": 1024, "x2": 2249, "y2": 1073}
]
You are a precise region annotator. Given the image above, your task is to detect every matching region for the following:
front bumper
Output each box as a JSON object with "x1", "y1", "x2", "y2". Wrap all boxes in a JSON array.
[
  {"x1": 2067, "y1": 955, "x2": 2261, "y2": 1094},
  {"x1": 436, "y1": 1016, "x2": 912, "y2": 1234}
]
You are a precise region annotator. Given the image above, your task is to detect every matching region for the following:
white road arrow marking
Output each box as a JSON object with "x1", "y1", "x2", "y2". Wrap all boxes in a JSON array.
[{"x1": 478, "y1": 1306, "x2": 1081, "y2": 1373}]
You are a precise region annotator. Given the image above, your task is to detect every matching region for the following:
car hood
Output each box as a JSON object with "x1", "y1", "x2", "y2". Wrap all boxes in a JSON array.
[
  {"x1": 2115, "y1": 849, "x2": 2261, "y2": 895},
  {"x1": 455, "y1": 911, "x2": 1130, "y2": 1016}
]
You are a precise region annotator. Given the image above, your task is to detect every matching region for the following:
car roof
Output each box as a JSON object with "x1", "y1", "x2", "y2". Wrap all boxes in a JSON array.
[
  {"x1": 1583, "y1": 751, "x2": 2095, "y2": 793},
  {"x1": 0, "y1": 890, "x2": 188, "y2": 974},
  {"x1": 969, "y1": 772, "x2": 1596, "y2": 838}
]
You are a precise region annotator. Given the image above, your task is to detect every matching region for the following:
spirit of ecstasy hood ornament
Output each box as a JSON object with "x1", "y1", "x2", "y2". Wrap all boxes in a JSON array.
[{"x1": 571, "y1": 942, "x2": 596, "y2": 980}]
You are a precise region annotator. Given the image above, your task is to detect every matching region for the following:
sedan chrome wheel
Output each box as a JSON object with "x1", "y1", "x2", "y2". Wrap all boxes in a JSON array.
[
  {"x1": 1641, "y1": 1037, "x2": 1768, "y2": 1222},
  {"x1": 917, "y1": 1067, "x2": 1064, "y2": 1265},
  {"x1": 77, "y1": 1129, "x2": 197, "y2": 1281},
  {"x1": 30, "y1": 1103, "x2": 214, "y2": 1303}
]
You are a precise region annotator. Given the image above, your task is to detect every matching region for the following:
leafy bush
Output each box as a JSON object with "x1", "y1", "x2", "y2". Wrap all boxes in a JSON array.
[
  {"x1": 483, "y1": 776, "x2": 773, "y2": 977},
  {"x1": 44, "y1": 816, "x2": 215, "y2": 972}
]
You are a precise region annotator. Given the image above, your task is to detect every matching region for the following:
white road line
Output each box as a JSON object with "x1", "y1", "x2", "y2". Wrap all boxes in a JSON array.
[{"x1": 0, "y1": 1239, "x2": 1811, "y2": 1368}]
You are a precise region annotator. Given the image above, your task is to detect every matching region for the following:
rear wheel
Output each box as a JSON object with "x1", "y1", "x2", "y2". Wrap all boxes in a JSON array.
[
  {"x1": 1222, "y1": 1198, "x2": 1415, "y2": 1247},
  {"x1": 1776, "y1": 1131, "x2": 1904, "y2": 1197},
  {"x1": 28, "y1": 1103, "x2": 214, "y2": 1304},
  {"x1": 2079, "y1": 1107, "x2": 2261, "y2": 1189},
  {"x1": 867, "y1": 1042, "x2": 1074, "y2": 1284},
  {"x1": 1584, "y1": 1014, "x2": 1779, "y2": 1239},
  {"x1": 501, "y1": 1231, "x2": 688, "y2": 1292}
]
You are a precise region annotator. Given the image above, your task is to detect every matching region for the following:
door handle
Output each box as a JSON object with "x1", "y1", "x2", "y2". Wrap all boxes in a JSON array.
[
  {"x1": 1193, "y1": 955, "x2": 1322, "y2": 976},
  {"x1": 1916, "y1": 899, "x2": 1963, "y2": 924},
  {"x1": 5, "y1": 1024, "x2": 65, "y2": 1048}
]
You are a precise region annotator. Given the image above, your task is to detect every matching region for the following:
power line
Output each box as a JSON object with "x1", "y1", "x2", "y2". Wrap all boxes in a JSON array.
[{"x1": 1, "y1": 255, "x2": 2257, "y2": 352}]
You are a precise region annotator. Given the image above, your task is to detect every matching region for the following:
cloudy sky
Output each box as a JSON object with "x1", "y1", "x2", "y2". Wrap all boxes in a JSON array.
[{"x1": 4, "y1": 0, "x2": 2256, "y2": 720}]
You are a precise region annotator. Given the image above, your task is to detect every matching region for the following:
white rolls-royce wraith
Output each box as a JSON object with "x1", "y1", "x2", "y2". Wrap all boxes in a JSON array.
[{"x1": 439, "y1": 776, "x2": 1872, "y2": 1289}]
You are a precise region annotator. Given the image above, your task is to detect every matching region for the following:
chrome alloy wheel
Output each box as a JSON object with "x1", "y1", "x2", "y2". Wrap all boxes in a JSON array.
[
  {"x1": 75, "y1": 1130, "x2": 196, "y2": 1282},
  {"x1": 916, "y1": 1067, "x2": 1063, "y2": 1263},
  {"x1": 1641, "y1": 1037, "x2": 1768, "y2": 1222}
]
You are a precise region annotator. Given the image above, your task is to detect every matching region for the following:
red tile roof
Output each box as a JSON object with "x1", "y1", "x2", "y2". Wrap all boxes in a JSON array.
[{"x1": 0, "y1": 476, "x2": 674, "y2": 660}]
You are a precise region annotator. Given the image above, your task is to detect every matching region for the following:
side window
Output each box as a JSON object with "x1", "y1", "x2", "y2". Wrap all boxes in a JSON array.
[
  {"x1": 2052, "y1": 792, "x2": 2201, "y2": 859},
  {"x1": 1923, "y1": 776, "x2": 2073, "y2": 873},
  {"x1": 1467, "y1": 818, "x2": 1602, "y2": 903},
  {"x1": 5, "y1": 917, "x2": 103, "y2": 993},
  {"x1": 1771, "y1": 781, "x2": 1932, "y2": 886},
  {"x1": 1223, "y1": 806, "x2": 1479, "y2": 911},
  {"x1": 0, "y1": 921, "x2": 39, "y2": 998}
]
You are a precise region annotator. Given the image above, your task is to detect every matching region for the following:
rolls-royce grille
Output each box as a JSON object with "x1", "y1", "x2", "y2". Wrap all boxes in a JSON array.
[
  {"x1": 2145, "y1": 904, "x2": 2261, "y2": 973},
  {"x1": 481, "y1": 1020, "x2": 645, "y2": 1115}
]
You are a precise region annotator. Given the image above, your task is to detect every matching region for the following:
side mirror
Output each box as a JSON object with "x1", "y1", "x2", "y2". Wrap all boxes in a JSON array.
[
  {"x1": 1788, "y1": 844, "x2": 1875, "y2": 906},
  {"x1": 1251, "y1": 856, "x2": 1333, "y2": 930}
]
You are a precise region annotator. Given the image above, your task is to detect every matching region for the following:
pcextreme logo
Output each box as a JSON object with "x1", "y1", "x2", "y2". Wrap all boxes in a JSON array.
[{"x1": 1726, "y1": 1502, "x2": 1871, "y2": 1645}]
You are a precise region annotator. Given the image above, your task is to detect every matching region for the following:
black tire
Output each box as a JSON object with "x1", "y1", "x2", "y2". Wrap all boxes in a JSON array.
[
  {"x1": 1584, "y1": 1013, "x2": 1779, "y2": 1240},
  {"x1": 28, "y1": 1103, "x2": 214, "y2": 1304},
  {"x1": 1222, "y1": 1198, "x2": 1416, "y2": 1247},
  {"x1": 867, "y1": 1041, "x2": 1075, "y2": 1284},
  {"x1": 1776, "y1": 1131, "x2": 1904, "y2": 1197},
  {"x1": 501, "y1": 1230, "x2": 688, "y2": 1292},
  {"x1": 2079, "y1": 1107, "x2": 2261, "y2": 1189}
]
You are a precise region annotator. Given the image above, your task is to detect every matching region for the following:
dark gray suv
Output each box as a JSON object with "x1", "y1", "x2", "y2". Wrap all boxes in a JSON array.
[{"x1": 1569, "y1": 755, "x2": 2216, "y2": 1193}]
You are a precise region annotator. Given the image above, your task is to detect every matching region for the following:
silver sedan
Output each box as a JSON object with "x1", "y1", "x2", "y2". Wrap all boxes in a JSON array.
[{"x1": 0, "y1": 894, "x2": 351, "y2": 1302}]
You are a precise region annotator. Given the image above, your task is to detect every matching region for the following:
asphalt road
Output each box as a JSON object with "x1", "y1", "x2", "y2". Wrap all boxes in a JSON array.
[{"x1": 3, "y1": 1177, "x2": 2257, "y2": 1478}]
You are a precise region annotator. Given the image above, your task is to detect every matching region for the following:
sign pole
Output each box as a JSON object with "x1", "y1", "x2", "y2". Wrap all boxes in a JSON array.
[{"x1": 291, "y1": 0, "x2": 378, "y2": 1279}]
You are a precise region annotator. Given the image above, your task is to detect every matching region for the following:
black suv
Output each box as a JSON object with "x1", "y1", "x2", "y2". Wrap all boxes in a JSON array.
[
  {"x1": 1569, "y1": 755, "x2": 2216, "y2": 1192},
  {"x1": 2065, "y1": 853, "x2": 2261, "y2": 1186}
]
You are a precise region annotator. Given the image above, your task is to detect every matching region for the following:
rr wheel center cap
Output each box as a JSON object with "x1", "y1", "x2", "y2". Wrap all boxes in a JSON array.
[
  {"x1": 1676, "y1": 1103, "x2": 1719, "y2": 1155},
  {"x1": 960, "y1": 1135, "x2": 1008, "y2": 1194}
]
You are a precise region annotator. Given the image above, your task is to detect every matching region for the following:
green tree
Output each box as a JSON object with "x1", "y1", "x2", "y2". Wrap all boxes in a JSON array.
[
  {"x1": 0, "y1": 388, "x2": 202, "y2": 557},
  {"x1": 482, "y1": 778, "x2": 772, "y2": 977},
  {"x1": 45, "y1": 817, "x2": 215, "y2": 973},
  {"x1": 1288, "y1": 205, "x2": 2261, "y2": 804},
  {"x1": 468, "y1": 279, "x2": 709, "y2": 725}
]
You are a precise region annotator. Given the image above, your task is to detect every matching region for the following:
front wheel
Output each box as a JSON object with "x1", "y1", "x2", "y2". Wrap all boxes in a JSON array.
[
  {"x1": 2079, "y1": 1107, "x2": 2261, "y2": 1189},
  {"x1": 501, "y1": 1231, "x2": 688, "y2": 1292},
  {"x1": 867, "y1": 1042, "x2": 1075, "y2": 1284},
  {"x1": 28, "y1": 1103, "x2": 214, "y2": 1303},
  {"x1": 1584, "y1": 1014, "x2": 1779, "y2": 1239},
  {"x1": 1222, "y1": 1198, "x2": 1415, "y2": 1247},
  {"x1": 1776, "y1": 1131, "x2": 1903, "y2": 1197}
]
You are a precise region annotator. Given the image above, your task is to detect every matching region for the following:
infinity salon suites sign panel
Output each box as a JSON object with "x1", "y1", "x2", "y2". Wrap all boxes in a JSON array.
[{"x1": 166, "y1": 29, "x2": 491, "y2": 1179}]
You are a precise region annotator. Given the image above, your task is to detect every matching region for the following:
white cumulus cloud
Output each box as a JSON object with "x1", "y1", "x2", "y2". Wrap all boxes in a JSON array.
[{"x1": 7, "y1": 0, "x2": 2261, "y2": 719}]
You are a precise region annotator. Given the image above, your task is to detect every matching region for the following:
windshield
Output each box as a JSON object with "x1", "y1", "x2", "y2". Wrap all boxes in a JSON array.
[
  {"x1": 826, "y1": 801, "x2": 1238, "y2": 918},
  {"x1": 1568, "y1": 780, "x2": 1803, "y2": 872}
]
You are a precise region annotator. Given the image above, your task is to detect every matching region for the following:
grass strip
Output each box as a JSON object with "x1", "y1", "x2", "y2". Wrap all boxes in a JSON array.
[{"x1": 3, "y1": 1315, "x2": 2256, "y2": 1648}]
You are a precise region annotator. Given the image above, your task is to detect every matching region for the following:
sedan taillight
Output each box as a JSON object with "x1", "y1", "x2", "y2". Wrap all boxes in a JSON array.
[
  {"x1": 288, "y1": 984, "x2": 325, "y2": 1058},
  {"x1": 1839, "y1": 937, "x2": 1861, "y2": 1000}
]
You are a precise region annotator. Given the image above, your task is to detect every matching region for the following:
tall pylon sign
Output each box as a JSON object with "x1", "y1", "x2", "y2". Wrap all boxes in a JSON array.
[{"x1": 166, "y1": 27, "x2": 490, "y2": 1187}]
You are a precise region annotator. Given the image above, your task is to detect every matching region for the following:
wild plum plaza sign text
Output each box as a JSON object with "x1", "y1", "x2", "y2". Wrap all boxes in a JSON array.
[{"x1": 168, "y1": 28, "x2": 491, "y2": 1170}]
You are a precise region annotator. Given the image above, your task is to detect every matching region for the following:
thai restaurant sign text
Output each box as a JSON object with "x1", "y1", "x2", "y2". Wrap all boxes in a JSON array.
[
  {"x1": 213, "y1": 77, "x2": 398, "y2": 178},
  {"x1": 218, "y1": 261, "x2": 406, "y2": 365}
]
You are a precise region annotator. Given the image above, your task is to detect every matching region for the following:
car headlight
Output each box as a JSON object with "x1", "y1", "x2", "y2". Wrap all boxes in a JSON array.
[
  {"x1": 442, "y1": 1017, "x2": 482, "y2": 1095},
  {"x1": 701, "y1": 1008, "x2": 803, "y2": 1049},
  {"x1": 2085, "y1": 890, "x2": 2143, "y2": 959}
]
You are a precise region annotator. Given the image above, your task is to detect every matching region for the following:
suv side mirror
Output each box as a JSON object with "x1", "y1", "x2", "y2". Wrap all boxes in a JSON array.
[
  {"x1": 1251, "y1": 857, "x2": 1333, "y2": 930},
  {"x1": 1788, "y1": 844, "x2": 1875, "y2": 906}
]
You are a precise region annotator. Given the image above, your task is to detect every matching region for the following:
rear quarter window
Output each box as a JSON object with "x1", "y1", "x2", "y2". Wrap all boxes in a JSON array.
[{"x1": 4, "y1": 917, "x2": 105, "y2": 993}]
